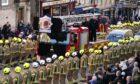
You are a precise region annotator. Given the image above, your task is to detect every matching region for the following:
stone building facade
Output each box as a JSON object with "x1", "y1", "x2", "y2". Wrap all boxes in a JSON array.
[{"x1": 0, "y1": 0, "x2": 39, "y2": 29}]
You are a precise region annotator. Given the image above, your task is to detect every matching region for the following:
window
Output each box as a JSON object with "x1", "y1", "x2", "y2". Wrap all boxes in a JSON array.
[{"x1": 2, "y1": 0, "x2": 9, "y2": 6}]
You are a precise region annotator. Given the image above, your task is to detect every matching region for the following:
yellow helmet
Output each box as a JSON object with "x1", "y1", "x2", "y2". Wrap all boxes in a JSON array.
[
  {"x1": 0, "y1": 40, "x2": 3, "y2": 44},
  {"x1": 23, "y1": 63, "x2": 30, "y2": 69},
  {"x1": 94, "y1": 50, "x2": 98, "y2": 54},
  {"x1": 89, "y1": 48, "x2": 94, "y2": 53},
  {"x1": 79, "y1": 49, "x2": 84, "y2": 54},
  {"x1": 15, "y1": 66, "x2": 21, "y2": 73},
  {"x1": 134, "y1": 38, "x2": 139, "y2": 41},
  {"x1": 5, "y1": 40, "x2": 9, "y2": 44},
  {"x1": 3, "y1": 67, "x2": 10, "y2": 74},
  {"x1": 58, "y1": 56, "x2": 64, "y2": 61},
  {"x1": 118, "y1": 39, "x2": 123, "y2": 43},
  {"x1": 13, "y1": 37, "x2": 17, "y2": 42},
  {"x1": 17, "y1": 38, "x2": 22, "y2": 43},
  {"x1": 65, "y1": 52, "x2": 70, "y2": 58},
  {"x1": 108, "y1": 42, "x2": 113, "y2": 47},
  {"x1": 98, "y1": 50, "x2": 102, "y2": 54},
  {"x1": 112, "y1": 43, "x2": 117, "y2": 47}
]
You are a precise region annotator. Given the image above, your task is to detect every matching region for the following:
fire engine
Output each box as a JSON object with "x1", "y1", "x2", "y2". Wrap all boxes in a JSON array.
[{"x1": 37, "y1": 15, "x2": 109, "y2": 59}]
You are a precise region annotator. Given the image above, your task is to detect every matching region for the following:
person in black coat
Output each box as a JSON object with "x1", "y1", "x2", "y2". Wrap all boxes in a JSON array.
[
  {"x1": 2, "y1": 22, "x2": 11, "y2": 39},
  {"x1": 88, "y1": 17, "x2": 98, "y2": 42}
]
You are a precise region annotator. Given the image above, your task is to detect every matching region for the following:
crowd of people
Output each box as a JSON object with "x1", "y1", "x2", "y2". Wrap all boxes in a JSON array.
[
  {"x1": 0, "y1": 21, "x2": 36, "y2": 40},
  {"x1": 89, "y1": 56, "x2": 140, "y2": 84}
]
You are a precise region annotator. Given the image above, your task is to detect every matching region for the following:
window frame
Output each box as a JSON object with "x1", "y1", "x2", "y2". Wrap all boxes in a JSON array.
[{"x1": 1, "y1": 0, "x2": 9, "y2": 6}]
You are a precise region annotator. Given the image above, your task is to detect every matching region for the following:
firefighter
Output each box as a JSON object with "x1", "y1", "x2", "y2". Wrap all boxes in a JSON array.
[
  {"x1": 16, "y1": 38, "x2": 22, "y2": 65},
  {"x1": 38, "y1": 60, "x2": 46, "y2": 84},
  {"x1": 46, "y1": 57, "x2": 53, "y2": 84},
  {"x1": 129, "y1": 37, "x2": 135, "y2": 57},
  {"x1": 21, "y1": 63, "x2": 31, "y2": 84},
  {"x1": 59, "y1": 56, "x2": 67, "y2": 84},
  {"x1": 1, "y1": 67, "x2": 13, "y2": 84},
  {"x1": 94, "y1": 50, "x2": 100, "y2": 68},
  {"x1": 67, "y1": 52, "x2": 74, "y2": 84},
  {"x1": 3, "y1": 40, "x2": 10, "y2": 67},
  {"x1": 52, "y1": 55, "x2": 60, "y2": 84},
  {"x1": 19, "y1": 39, "x2": 26, "y2": 64},
  {"x1": 25, "y1": 36, "x2": 32, "y2": 62},
  {"x1": 80, "y1": 49, "x2": 88, "y2": 82},
  {"x1": 30, "y1": 39, "x2": 36, "y2": 62},
  {"x1": 110, "y1": 43, "x2": 118, "y2": 64},
  {"x1": 88, "y1": 48, "x2": 95, "y2": 81},
  {"x1": 0, "y1": 40, "x2": 3, "y2": 69},
  {"x1": 72, "y1": 52, "x2": 79, "y2": 83},
  {"x1": 118, "y1": 39, "x2": 125, "y2": 61},
  {"x1": 12, "y1": 66, "x2": 22, "y2": 84},
  {"x1": 134, "y1": 38, "x2": 139, "y2": 57},
  {"x1": 10, "y1": 37, "x2": 18, "y2": 66},
  {"x1": 32, "y1": 40, "x2": 37, "y2": 62},
  {"x1": 31, "y1": 62, "x2": 40, "y2": 84},
  {"x1": 103, "y1": 46, "x2": 110, "y2": 69}
]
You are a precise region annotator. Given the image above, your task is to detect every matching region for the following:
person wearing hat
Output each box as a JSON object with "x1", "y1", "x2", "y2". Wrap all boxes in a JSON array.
[
  {"x1": 71, "y1": 52, "x2": 79, "y2": 83},
  {"x1": 52, "y1": 55, "x2": 60, "y2": 84},
  {"x1": 46, "y1": 58, "x2": 53, "y2": 84},
  {"x1": 11, "y1": 66, "x2": 22, "y2": 84},
  {"x1": 128, "y1": 37, "x2": 134, "y2": 58},
  {"x1": 38, "y1": 60, "x2": 47, "y2": 84},
  {"x1": 25, "y1": 38, "x2": 32, "y2": 62},
  {"x1": 21, "y1": 63, "x2": 31, "y2": 84},
  {"x1": 59, "y1": 55, "x2": 67, "y2": 84},
  {"x1": 67, "y1": 52, "x2": 74, "y2": 83},
  {"x1": 16, "y1": 38, "x2": 22, "y2": 64},
  {"x1": 3, "y1": 40, "x2": 10, "y2": 67},
  {"x1": 19, "y1": 39, "x2": 26, "y2": 64},
  {"x1": 1, "y1": 67, "x2": 12, "y2": 84},
  {"x1": 88, "y1": 48, "x2": 96, "y2": 81},
  {"x1": 30, "y1": 62, "x2": 40, "y2": 84},
  {"x1": 10, "y1": 37, "x2": 18, "y2": 66},
  {"x1": 0, "y1": 40, "x2": 3, "y2": 68},
  {"x1": 80, "y1": 49, "x2": 88, "y2": 82},
  {"x1": 103, "y1": 46, "x2": 111, "y2": 69},
  {"x1": 118, "y1": 39, "x2": 126, "y2": 61},
  {"x1": 110, "y1": 43, "x2": 118, "y2": 64}
]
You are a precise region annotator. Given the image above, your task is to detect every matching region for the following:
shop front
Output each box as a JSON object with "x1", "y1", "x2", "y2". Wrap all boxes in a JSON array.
[{"x1": 41, "y1": 1, "x2": 76, "y2": 16}]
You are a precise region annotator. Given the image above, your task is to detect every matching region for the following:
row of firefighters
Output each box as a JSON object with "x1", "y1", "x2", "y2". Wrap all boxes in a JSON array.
[
  {"x1": 0, "y1": 37, "x2": 37, "y2": 67},
  {"x1": 0, "y1": 37, "x2": 140, "y2": 84}
]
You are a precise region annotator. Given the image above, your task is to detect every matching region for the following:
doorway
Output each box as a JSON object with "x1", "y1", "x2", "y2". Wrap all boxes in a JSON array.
[{"x1": 18, "y1": 7, "x2": 24, "y2": 22}]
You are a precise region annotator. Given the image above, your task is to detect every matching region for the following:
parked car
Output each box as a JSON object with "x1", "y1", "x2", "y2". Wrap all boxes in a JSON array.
[
  {"x1": 134, "y1": 31, "x2": 140, "y2": 39},
  {"x1": 106, "y1": 29, "x2": 133, "y2": 42}
]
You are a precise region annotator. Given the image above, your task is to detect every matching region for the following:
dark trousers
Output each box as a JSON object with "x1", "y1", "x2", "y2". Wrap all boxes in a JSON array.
[{"x1": 89, "y1": 30, "x2": 96, "y2": 42}]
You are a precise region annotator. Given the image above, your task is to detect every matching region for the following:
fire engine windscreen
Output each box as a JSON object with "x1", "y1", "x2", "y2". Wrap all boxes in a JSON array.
[{"x1": 51, "y1": 18, "x2": 67, "y2": 41}]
